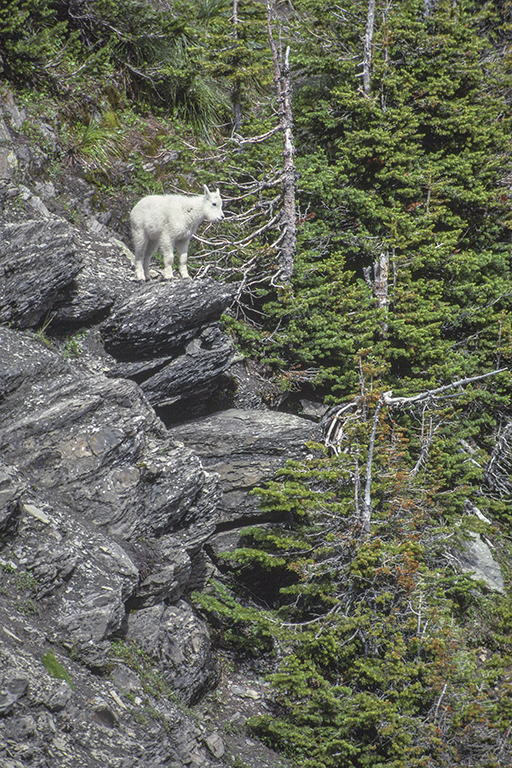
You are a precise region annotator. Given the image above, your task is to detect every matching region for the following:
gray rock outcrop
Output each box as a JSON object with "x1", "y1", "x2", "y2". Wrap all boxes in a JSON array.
[
  {"x1": 451, "y1": 532, "x2": 505, "y2": 594},
  {"x1": 0, "y1": 326, "x2": 216, "y2": 542},
  {"x1": 0, "y1": 219, "x2": 82, "y2": 329},
  {"x1": 0, "y1": 205, "x2": 237, "y2": 419},
  {"x1": 126, "y1": 600, "x2": 219, "y2": 704},
  {"x1": 0, "y1": 642, "x2": 224, "y2": 768},
  {"x1": 171, "y1": 408, "x2": 321, "y2": 528},
  {"x1": 101, "y1": 278, "x2": 235, "y2": 414},
  {"x1": 0, "y1": 319, "x2": 225, "y2": 764}
]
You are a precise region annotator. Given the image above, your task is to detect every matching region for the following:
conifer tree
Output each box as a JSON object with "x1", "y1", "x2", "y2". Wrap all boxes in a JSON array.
[
  {"x1": 243, "y1": 0, "x2": 512, "y2": 401},
  {"x1": 197, "y1": 3, "x2": 512, "y2": 765}
]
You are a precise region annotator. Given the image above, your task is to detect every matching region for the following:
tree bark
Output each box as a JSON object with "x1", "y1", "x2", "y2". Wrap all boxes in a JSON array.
[
  {"x1": 232, "y1": 0, "x2": 242, "y2": 133},
  {"x1": 362, "y1": 0, "x2": 376, "y2": 95},
  {"x1": 374, "y1": 250, "x2": 389, "y2": 335},
  {"x1": 373, "y1": 252, "x2": 389, "y2": 308},
  {"x1": 363, "y1": 251, "x2": 389, "y2": 334},
  {"x1": 266, "y1": 2, "x2": 296, "y2": 282},
  {"x1": 361, "y1": 395, "x2": 384, "y2": 535}
]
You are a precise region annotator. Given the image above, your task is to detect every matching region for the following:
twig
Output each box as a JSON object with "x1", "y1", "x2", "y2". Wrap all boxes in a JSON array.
[{"x1": 433, "y1": 682, "x2": 448, "y2": 720}]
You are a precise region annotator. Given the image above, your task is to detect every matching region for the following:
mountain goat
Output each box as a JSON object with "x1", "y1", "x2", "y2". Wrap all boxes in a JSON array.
[{"x1": 130, "y1": 185, "x2": 224, "y2": 281}]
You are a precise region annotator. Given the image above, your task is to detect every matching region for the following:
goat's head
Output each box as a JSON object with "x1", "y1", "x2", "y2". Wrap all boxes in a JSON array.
[{"x1": 203, "y1": 185, "x2": 224, "y2": 222}]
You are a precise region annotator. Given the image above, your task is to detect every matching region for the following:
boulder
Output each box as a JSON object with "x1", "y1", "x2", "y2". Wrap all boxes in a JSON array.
[
  {"x1": 452, "y1": 532, "x2": 505, "y2": 594},
  {"x1": 126, "y1": 600, "x2": 219, "y2": 705},
  {"x1": 125, "y1": 543, "x2": 192, "y2": 610},
  {"x1": 170, "y1": 408, "x2": 321, "y2": 527},
  {"x1": 10, "y1": 496, "x2": 139, "y2": 669},
  {"x1": 0, "y1": 325, "x2": 217, "y2": 542},
  {"x1": 131, "y1": 325, "x2": 233, "y2": 409},
  {"x1": 101, "y1": 278, "x2": 235, "y2": 360},
  {"x1": 0, "y1": 218, "x2": 82, "y2": 329},
  {"x1": 0, "y1": 668, "x2": 29, "y2": 715},
  {"x1": 100, "y1": 278, "x2": 236, "y2": 414},
  {"x1": 51, "y1": 229, "x2": 136, "y2": 325}
]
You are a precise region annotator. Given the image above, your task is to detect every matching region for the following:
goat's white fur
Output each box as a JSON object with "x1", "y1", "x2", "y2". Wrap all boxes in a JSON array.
[{"x1": 130, "y1": 185, "x2": 224, "y2": 281}]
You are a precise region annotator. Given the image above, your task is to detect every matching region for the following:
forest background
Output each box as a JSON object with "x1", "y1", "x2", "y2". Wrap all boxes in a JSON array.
[{"x1": 3, "y1": 0, "x2": 512, "y2": 766}]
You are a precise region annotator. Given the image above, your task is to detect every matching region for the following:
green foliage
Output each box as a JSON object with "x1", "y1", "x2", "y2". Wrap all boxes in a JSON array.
[
  {"x1": 62, "y1": 331, "x2": 87, "y2": 359},
  {"x1": 65, "y1": 117, "x2": 126, "y2": 173},
  {"x1": 206, "y1": 380, "x2": 512, "y2": 765},
  {"x1": 41, "y1": 651, "x2": 74, "y2": 689},
  {"x1": 258, "y1": 253, "x2": 378, "y2": 397},
  {"x1": 221, "y1": 448, "x2": 510, "y2": 766},
  {"x1": 0, "y1": 0, "x2": 70, "y2": 84},
  {"x1": 192, "y1": 580, "x2": 276, "y2": 656},
  {"x1": 243, "y1": 0, "x2": 512, "y2": 397},
  {"x1": 16, "y1": 570, "x2": 38, "y2": 592}
]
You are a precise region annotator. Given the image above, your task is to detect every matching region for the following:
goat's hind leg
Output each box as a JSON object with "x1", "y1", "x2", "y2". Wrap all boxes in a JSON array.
[
  {"x1": 142, "y1": 239, "x2": 157, "y2": 281},
  {"x1": 132, "y1": 229, "x2": 155, "y2": 281},
  {"x1": 176, "y1": 238, "x2": 191, "y2": 279}
]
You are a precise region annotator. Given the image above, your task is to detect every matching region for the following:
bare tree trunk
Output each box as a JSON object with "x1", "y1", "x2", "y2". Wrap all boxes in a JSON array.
[
  {"x1": 380, "y1": 0, "x2": 391, "y2": 111},
  {"x1": 232, "y1": 0, "x2": 242, "y2": 133},
  {"x1": 363, "y1": 251, "x2": 389, "y2": 334},
  {"x1": 361, "y1": 394, "x2": 384, "y2": 535},
  {"x1": 266, "y1": 2, "x2": 296, "y2": 282},
  {"x1": 362, "y1": 0, "x2": 376, "y2": 95},
  {"x1": 374, "y1": 250, "x2": 389, "y2": 334},
  {"x1": 373, "y1": 251, "x2": 389, "y2": 309}
]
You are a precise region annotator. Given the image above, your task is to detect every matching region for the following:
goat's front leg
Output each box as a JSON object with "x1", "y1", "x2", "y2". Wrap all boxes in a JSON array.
[{"x1": 176, "y1": 238, "x2": 191, "y2": 279}]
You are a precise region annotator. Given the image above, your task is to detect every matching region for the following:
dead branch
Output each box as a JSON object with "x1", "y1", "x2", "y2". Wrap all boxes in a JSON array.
[
  {"x1": 230, "y1": 126, "x2": 283, "y2": 145},
  {"x1": 323, "y1": 367, "x2": 509, "y2": 535},
  {"x1": 382, "y1": 368, "x2": 507, "y2": 406},
  {"x1": 484, "y1": 421, "x2": 512, "y2": 496}
]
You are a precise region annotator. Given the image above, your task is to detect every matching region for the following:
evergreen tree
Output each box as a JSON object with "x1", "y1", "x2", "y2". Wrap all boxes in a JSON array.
[
  {"x1": 255, "y1": 0, "x2": 512, "y2": 395},
  {"x1": 196, "y1": 3, "x2": 512, "y2": 766}
]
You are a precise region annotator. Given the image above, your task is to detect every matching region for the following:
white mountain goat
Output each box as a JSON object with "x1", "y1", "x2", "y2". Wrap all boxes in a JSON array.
[{"x1": 130, "y1": 185, "x2": 224, "y2": 281}]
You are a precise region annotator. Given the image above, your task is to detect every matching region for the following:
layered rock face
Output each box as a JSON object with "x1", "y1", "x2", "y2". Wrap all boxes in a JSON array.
[
  {"x1": 172, "y1": 408, "x2": 321, "y2": 527},
  {"x1": 0, "y1": 185, "x2": 228, "y2": 764},
  {"x1": 0, "y1": 163, "x2": 319, "y2": 765}
]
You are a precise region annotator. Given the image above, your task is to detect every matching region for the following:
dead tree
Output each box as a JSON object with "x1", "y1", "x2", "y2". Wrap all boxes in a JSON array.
[
  {"x1": 231, "y1": 0, "x2": 243, "y2": 133},
  {"x1": 362, "y1": 0, "x2": 376, "y2": 95},
  {"x1": 325, "y1": 368, "x2": 508, "y2": 535},
  {"x1": 266, "y1": 1, "x2": 297, "y2": 283},
  {"x1": 364, "y1": 250, "x2": 389, "y2": 334}
]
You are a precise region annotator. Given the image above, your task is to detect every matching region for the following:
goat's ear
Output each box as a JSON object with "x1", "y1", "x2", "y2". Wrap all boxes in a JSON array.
[
  {"x1": 216, "y1": 188, "x2": 220, "y2": 195},
  {"x1": 203, "y1": 184, "x2": 210, "y2": 196}
]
